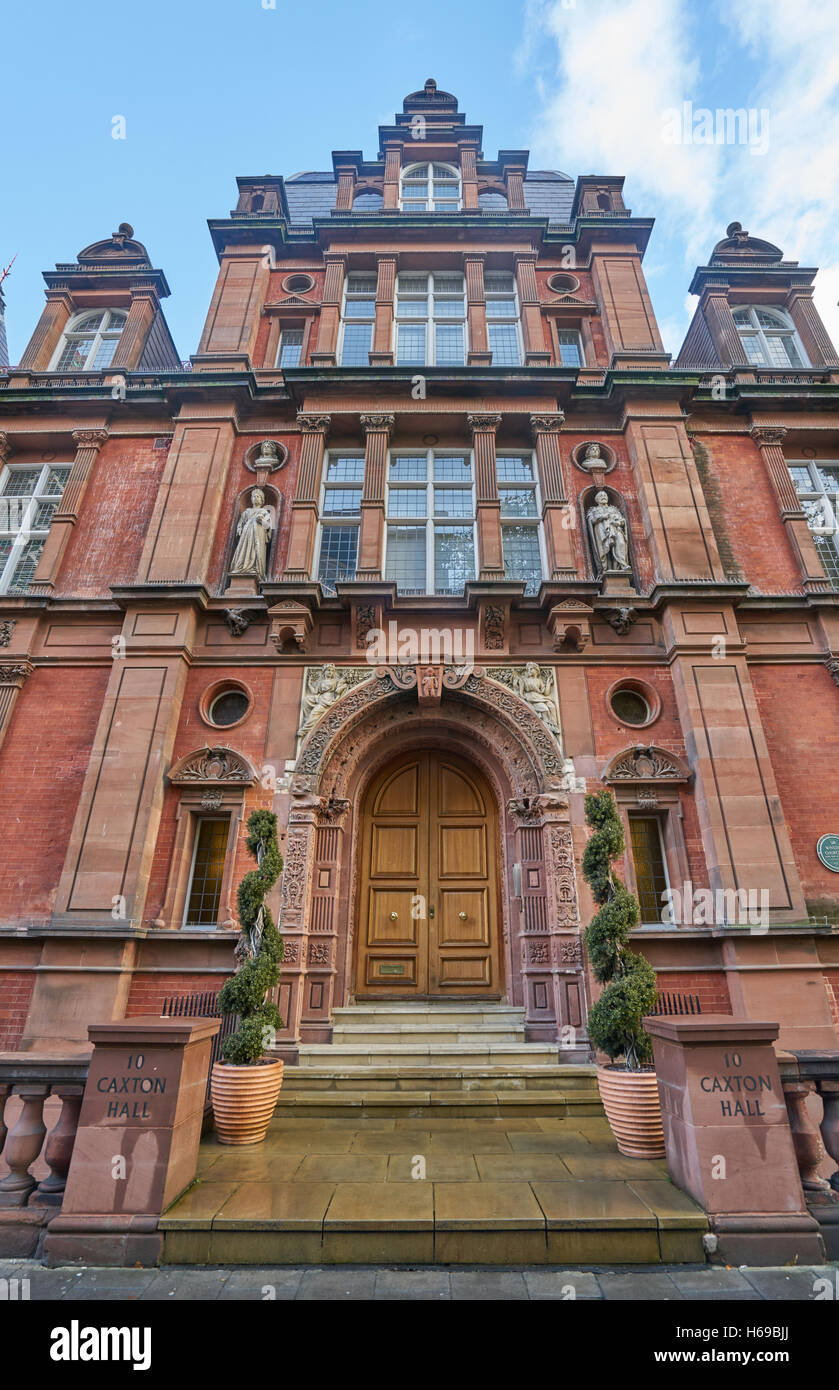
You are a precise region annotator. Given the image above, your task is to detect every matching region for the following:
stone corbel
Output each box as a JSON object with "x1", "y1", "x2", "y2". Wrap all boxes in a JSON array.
[
  {"x1": 268, "y1": 599, "x2": 313, "y2": 653},
  {"x1": 547, "y1": 602, "x2": 592, "y2": 653}
]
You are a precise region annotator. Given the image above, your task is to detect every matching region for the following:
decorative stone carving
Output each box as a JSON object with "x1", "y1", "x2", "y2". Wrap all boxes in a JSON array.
[
  {"x1": 587, "y1": 490, "x2": 631, "y2": 573},
  {"x1": 826, "y1": 657, "x2": 839, "y2": 688},
  {"x1": 602, "y1": 606, "x2": 636, "y2": 635},
  {"x1": 0, "y1": 662, "x2": 33, "y2": 684},
  {"x1": 528, "y1": 939, "x2": 551, "y2": 965},
  {"x1": 547, "y1": 604, "x2": 591, "y2": 653},
  {"x1": 529, "y1": 412, "x2": 565, "y2": 439},
  {"x1": 602, "y1": 744, "x2": 690, "y2": 784},
  {"x1": 572, "y1": 441, "x2": 616, "y2": 474},
  {"x1": 359, "y1": 413, "x2": 395, "y2": 434},
  {"x1": 169, "y1": 746, "x2": 257, "y2": 786},
  {"x1": 281, "y1": 938, "x2": 300, "y2": 965},
  {"x1": 0, "y1": 433, "x2": 11, "y2": 463},
  {"x1": 482, "y1": 604, "x2": 505, "y2": 651},
  {"x1": 229, "y1": 488, "x2": 274, "y2": 582},
  {"x1": 466, "y1": 412, "x2": 502, "y2": 432},
  {"x1": 297, "y1": 665, "x2": 370, "y2": 740},
  {"x1": 559, "y1": 936, "x2": 583, "y2": 965},
  {"x1": 296, "y1": 413, "x2": 331, "y2": 433},
  {"x1": 380, "y1": 664, "x2": 478, "y2": 696},
  {"x1": 268, "y1": 599, "x2": 313, "y2": 653},
  {"x1": 354, "y1": 604, "x2": 378, "y2": 652},
  {"x1": 749, "y1": 426, "x2": 788, "y2": 449},
  {"x1": 308, "y1": 940, "x2": 331, "y2": 967},
  {"x1": 636, "y1": 785, "x2": 659, "y2": 809},
  {"x1": 200, "y1": 789, "x2": 223, "y2": 810},
  {"x1": 549, "y1": 826, "x2": 581, "y2": 928},
  {"x1": 488, "y1": 664, "x2": 562, "y2": 741},
  {"x1": 0, "y1": 620, "x2": 16, "y2": 648},
  {"x1": 277, "y1": 828, "x2": 310, "y2": 930},
  {"x1": 244, "y1": 438, "x2": 287, "y2": 472},
  {"x1": 71, "y1": 429, "x2": 109, "y2": 451},
  {"x1": 223, "y1": 608, "x2": 256, "y2": 638},
  {"x1": 508, "y1": 792, "x2": 569, "y2": 824}
]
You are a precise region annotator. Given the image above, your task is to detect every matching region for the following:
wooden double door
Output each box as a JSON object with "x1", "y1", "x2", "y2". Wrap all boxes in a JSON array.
[{"x1": 356, "y1": 750, "x2": 501, "y2": 996}]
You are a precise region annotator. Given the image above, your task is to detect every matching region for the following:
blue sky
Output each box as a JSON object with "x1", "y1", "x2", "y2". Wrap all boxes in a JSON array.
[{"x1": 3, "y1": 0, "x2": 838, "y2": 362}]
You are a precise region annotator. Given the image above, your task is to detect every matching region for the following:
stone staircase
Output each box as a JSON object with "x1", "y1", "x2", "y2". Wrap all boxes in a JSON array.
[{"x1": 277, "y1": 1002, "x2": 602, "y2": 1120}]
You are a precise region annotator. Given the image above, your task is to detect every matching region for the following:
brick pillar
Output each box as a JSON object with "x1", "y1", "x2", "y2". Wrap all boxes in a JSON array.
[
  {"x1": 461, "y1": 146, "x2": 479, "y2": 210},
  {"x1": 750, "y1": 426, "x2": 830, "y2": 593},
  {"x1": 18, "y1": 293, "x2": 73, "y2": 371},
  {"x1": 195, "y1": 247, "x2": 271, "y2": 366},
  {"x1": 357, "y1": 414, "x2": 394, "y2": 580},
  {"x1": 383, "y1": 144, "x2": 401, "y2": 209},
  {"x1": 469, "y1": 413, "x2": 504, "y2": 579},
  {"x1": 516, "y1": 254, "x2": 549, "y2": 365},
  {"x1": 787, "y1": 291, "x2": 839, "y2": 368},
  {"x1": 30, "y1": 428, "x2": 109, "y2": 596},
  {"x1": 335, "y1": 165, "x2": 355, "y2": 211},
  {"x1": 285, "y1": 413, "x2": 331, "y2": 582},
  {"x1": 530, "y1": 413, "x2": 576, "y2": 579},
  {"x1": 465, "y1": 254, "x2": 490, "y2": 366},
  {"x1": 505, "y1": 165, "x2": 526, "y2": 210},
  {"x1": 704, "y1": 292, "x2": 748, "y2": 368},
  {"x1": 312, "y1": 256, "x2": 345, "y2": 367},
  {"x1": 110, "y1": 290, "x2": 156, "y2": 369},
  {"x1": 371, "y1": 256, "x2": 397, "y2": 366}
]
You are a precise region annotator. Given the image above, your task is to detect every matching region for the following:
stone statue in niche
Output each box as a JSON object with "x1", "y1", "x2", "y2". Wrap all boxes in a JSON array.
[
  {"x1": 297, "y1": 663, "x2": 352, "y2": 738},
  {"x1": 229, "y1": 488, "x2": 275, "y2": 582},
  {"x1": 587, "y1": 490, "x2": 630, "y2": 573}
]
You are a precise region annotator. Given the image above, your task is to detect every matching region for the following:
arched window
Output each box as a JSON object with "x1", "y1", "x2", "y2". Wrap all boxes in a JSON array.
[
  {"x1": 732, "y1": 306, "x2": 807, "y2": 368},
  {"x1": 399, "y1": 162, "x2": 461, "y2": 212},
  {"x1": 52, "y1": 309, "x2": 127, "y2": 371},
  {"x1": 353, "y1": 190, "x2": 383, "y2": 210}
]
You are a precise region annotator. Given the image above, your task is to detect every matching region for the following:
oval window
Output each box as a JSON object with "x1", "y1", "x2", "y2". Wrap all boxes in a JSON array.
[
  {"x1": 208, "y1": 689, "x2": 250, "y2": 727},
  {"x1": 610, "y1": 688, "x2": 650, "y2": 726}
]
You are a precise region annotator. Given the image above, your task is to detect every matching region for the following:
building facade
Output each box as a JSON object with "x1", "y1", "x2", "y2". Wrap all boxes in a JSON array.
[{"x1": 1, "y1": 81, "x2": 838, "y2": 1058}]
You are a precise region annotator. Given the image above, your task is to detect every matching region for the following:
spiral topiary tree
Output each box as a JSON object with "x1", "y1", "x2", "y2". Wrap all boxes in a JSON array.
[
  {"x1": 582, "y1": 789, "x2": 657, "y2": 1071},
  {"x1": 217, "y1": 808, "x2": 284, "y2": 1065}
]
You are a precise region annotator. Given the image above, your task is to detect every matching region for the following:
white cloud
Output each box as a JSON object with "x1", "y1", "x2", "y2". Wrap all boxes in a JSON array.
[{"x1": 524, "y1": 0, "x2": 839, "y2": 353}]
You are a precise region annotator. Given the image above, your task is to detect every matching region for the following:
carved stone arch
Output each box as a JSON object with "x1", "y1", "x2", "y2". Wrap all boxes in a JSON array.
[
  {"x1": 601, "y1": 743, "x2": 691, "y2": 786},
  {"x1": 293, "y1": 668, "x2": 565, "y2": 796},
  {"x1": 168, "y1": 745, "x2": 258, "y2": 786},
  {"x1": 223, "y1": 483, "x2": 281, "y2": 587}
]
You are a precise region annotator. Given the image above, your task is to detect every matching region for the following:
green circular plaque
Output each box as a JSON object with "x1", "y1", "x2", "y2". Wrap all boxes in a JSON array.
[{"x1": 816, "y1": 834, "x2": 839, "y2": 872}]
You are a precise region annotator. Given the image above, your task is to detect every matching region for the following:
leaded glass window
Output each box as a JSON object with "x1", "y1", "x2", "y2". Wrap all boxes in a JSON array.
[
  {"x1": 0, "y1": 462, "x2": 72, "y2": 593},
  {"x1": 629, "y1": 816, "x2": 670, "y2": 925},
  {"x1": 277, "y1": 328, "x2": 303, "y2": 368},
  {"x1": 53, "y1": 310, "x2": 127, "y2": 372},
  {"x1": 498, "y1": 456, "x2": 543, "y2": 594},
  {"x1": 556, "y1": 329, "x2": 584, "y2": 367},
  {"x1": 317, "y1": 454, "x2": 364, "y2": 591},
  {"x1": 789, "y1": 460, "x2": 839, "y2": 587},
  {"x1": 184, "y1": 819, "x2": 229, "y2": 926},
  {"x1": 485, "y1": 273, "x2": 521, "y2": 366},
  {"x1": 385, "y1": 451, "x2": 474, "y2": 594},
  {"x1": 399, "y1": 162, "x2": 461, "y2": 212},
  {"x1": 339, "y1": 274, "x2": 377, "y2": 366},
  {"x1": 395, "y1": 273, "x2": 466, "y2": 366},
  {"x1": 733, "y1": 306, "x2": 807, "y2": 368}
]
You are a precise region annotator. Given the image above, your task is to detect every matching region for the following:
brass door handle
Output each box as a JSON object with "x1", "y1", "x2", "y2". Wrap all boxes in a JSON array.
[
  {"x1": 429, "y1": 905, "x2": 435, "y2": 918},
  {"x1": 459, "y1": 911, "x2": 468, "y2": 920},
  {"x1": 390, "y1": 911, "x2": 398, "y2": 920}
]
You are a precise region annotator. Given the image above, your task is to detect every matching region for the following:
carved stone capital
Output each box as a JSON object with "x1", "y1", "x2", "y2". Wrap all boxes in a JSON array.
[
  {"x1": 467, "y1": 413, "x2": 502, "y2": 434},
  {"x1": 71, "y1": 429, "x2": 109, "y2": 452},
  {"x1": 0, "y1": 619, "x2": 17, "y2": 648},
  {"x1": 750, "y1": 426, "x2": 788, "y2": 449},
  {"x1": 360, "y1": 413, "x2": 395, "y2": 436},
  {"x1": 296, "y1": 413, "x2": 331, "y2": 435},
  {"x1": 0, "y1": 433, "x2": 11, "y2": 463},
  {"x1": 0, "y1": 660, "x2": 33, "y2": 685},
  {"x1": 529, "y1": 412, "x2": 565, "y2": 439}
]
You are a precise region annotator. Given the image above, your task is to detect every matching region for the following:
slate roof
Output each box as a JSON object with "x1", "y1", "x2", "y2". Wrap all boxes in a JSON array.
[{"x1": 283, "y1": 170, "x2": 575, "y2": 227}]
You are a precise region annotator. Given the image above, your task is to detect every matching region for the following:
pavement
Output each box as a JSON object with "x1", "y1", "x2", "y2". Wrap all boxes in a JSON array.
[{"x1": 2, "y1": 1260, "x2": 836, "y2": 1300}]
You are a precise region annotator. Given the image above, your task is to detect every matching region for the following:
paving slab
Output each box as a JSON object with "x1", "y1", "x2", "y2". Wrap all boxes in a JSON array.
[
  {"x1": 523, "y1": 1269, "x2": 603, "y2": 1300},
  {"x1": 374, "y1": 1268, "x2": 452, "y2": 1299},
  {"x1": 740, "y1": 1267, "x2": 828, "y2": 1300},
  {"x1": 474, "y1": 1153, "x2": 572, "y2": 1181},
  {"x1": 214, "y1": 1182, "x2": 336, "y2": 1229},
  {"x1": 385, "y1": 1152, "x2": 479, "y2": 1182},
  {"x1": 434, "y1": 1181, "x2": 545, "y2": 1230},
  {"x1": 325, "y1": 1182, "x2": 435, "y2": 1229},
  {"x1": 296, "y1": 1269, "x2": 378, "y2": 1299},
  {"x1": 598, "y1": 1271, "x2": 685, "y2": 1300},
  {"x1": 450, "y1": 1270, "x2": 529, "y2": 1299},
  {"x1": 293, "y1": 1154, "x2": 388, "y2": 1182}
]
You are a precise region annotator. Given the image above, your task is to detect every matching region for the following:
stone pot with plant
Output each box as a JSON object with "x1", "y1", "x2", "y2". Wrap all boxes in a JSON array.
[
  {"x1": 582, "y1": 789, "x2": 665, "y2": 1159},
  {"x1": 210, "y1": 808, "x2": 285, "y2": 1145}
]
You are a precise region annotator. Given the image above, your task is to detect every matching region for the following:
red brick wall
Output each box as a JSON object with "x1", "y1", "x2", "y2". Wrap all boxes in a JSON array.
[
  {"x1": 751, "y1": 663, "x2": 839, "y2": 912},
  {"x1": 125, "y1": 972, "x2": 231, "y2": 1017},
  {"x1": 824, "y1": 970, "x2": 839, "y2": 1030},
  {"x1": 57, "y1": 438, "x2": 169, "y2": 597},
  {"x1": 0, "y1": 970, "x2": 36, "y2": 1048},
  {"x1": 692, "y1": 433, "x2": 802, "y2": 591},
  {"x1": 0, "y1": 666, "x2": 110, "y2": 923},
  {"x1": 654, "y1": 969, "x2": 732, "y2": 1015}
]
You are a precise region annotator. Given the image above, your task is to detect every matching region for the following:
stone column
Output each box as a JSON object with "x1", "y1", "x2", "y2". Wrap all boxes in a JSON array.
[
  {"x1": 371, "y1": 256, "x2": 397, "y2": 366},
  {"x1": 460, "y1": 146, "x2": 479, "y2": 210},
  {"x1": 195, "y1": 246, "x2": 272, "y2": 367},
  {"x1": 530, "y1": 413, "x2": 576, "y2": 579},
  {"x1": 505, "y1": 164, "x2": 527, "y2": 210},
  {"x1": 516, "y1": 255, "x2": 549, "y2": 365},
  {"x1": 110, "y1": 289, "x2": 156, "y2": 370},
  {"x1": 468, "y1": 413, "x2": 504, "y2": 580},
  {"x1": 357, "y1": 414, "x2": 394, "y2": 580},
  {"x1": 464, "y1": 254, "x2": 490, "y2": 366},
  {"x1": 787, "y1": 290, "x2": 839, "y2": 368},
  {"x1": 334, "y1": 162, "x2": 355, "y2": 211},
  {"x1": 383, "y1": 143, "x2": 401, "y2": 210},
  {"x1": 704, "y1": 292, "x2": 748, "y2": 367},
  {"x1": 750, "y1": 426, "x2": 831, "y2": 593},
  {"x1": 18, "y1": 292, "x2": 73, "y2": 371},
  {"x1": 30, "y1": 428, "x2": 108, "y2": 597},
  {"x1": 311, "y1": 256, "x2": 345, "y2": 367},
  {"x1": 285, "y1": 413, "x2": 331, "y2": 582},
  {"x1": 0, "y1": 660, "x2": 33, "y2": 753}
]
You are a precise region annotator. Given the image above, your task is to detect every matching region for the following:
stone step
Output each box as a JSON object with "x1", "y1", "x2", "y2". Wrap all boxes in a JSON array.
[
  {"x1": 296, "y1": 1043, "x2": 563, "y2": 1067},
  {"x1": 333, "y1": 1003, "x2": 526, "y2": 1027},
  {"x1": 282, "y1": 1065, "x2": 598, "y2": 1093},
  {"x1": 272, "y1": 1087, "x2": 604, "y2": 1120},
  {"x1": 331, "y1": 1026, "x2": 526, "y2": 1045}
]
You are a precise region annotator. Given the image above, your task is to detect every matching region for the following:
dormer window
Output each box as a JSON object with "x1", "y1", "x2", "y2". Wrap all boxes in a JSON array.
[
  {"x1": 52, "y1": 309, "x2": 127, "y2": 372},
  {"x1": 732, "y1": 306, "x2": 807, "y2": 368},
  {"x1": 399, "y1": 163, "x2": 461, "y2": 212}
]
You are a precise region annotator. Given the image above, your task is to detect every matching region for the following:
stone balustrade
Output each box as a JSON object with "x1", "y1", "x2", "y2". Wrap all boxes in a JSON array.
[
  {"x1": 780, "y1": 1050, "x2": 839, "y2": 1259},
  {"x1": 0, "y1": 1055, "x2": 89, "y2": 1210}
]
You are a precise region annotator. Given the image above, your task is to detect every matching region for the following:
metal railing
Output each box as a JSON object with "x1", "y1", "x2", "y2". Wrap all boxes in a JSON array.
[
  {"x1": 161, "y1": 991, "x2": 238, "y2": 1102},
  {"x1": 649, "y1": 991, "x2": 703, "y2": 1017}
]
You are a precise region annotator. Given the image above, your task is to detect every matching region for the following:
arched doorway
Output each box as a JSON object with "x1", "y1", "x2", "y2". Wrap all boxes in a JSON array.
[{"x1": 355, "y1": 749, "x2": 503, "y2": 998}]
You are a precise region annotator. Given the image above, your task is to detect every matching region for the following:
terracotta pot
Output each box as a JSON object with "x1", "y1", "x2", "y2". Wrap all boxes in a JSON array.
[
  {"x1": 596, "y1": 1064, "x2": 665, "y2": 1159},
  {"x1": 211, "y1": 1058, "x2": 284, "y2": 1146}
]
